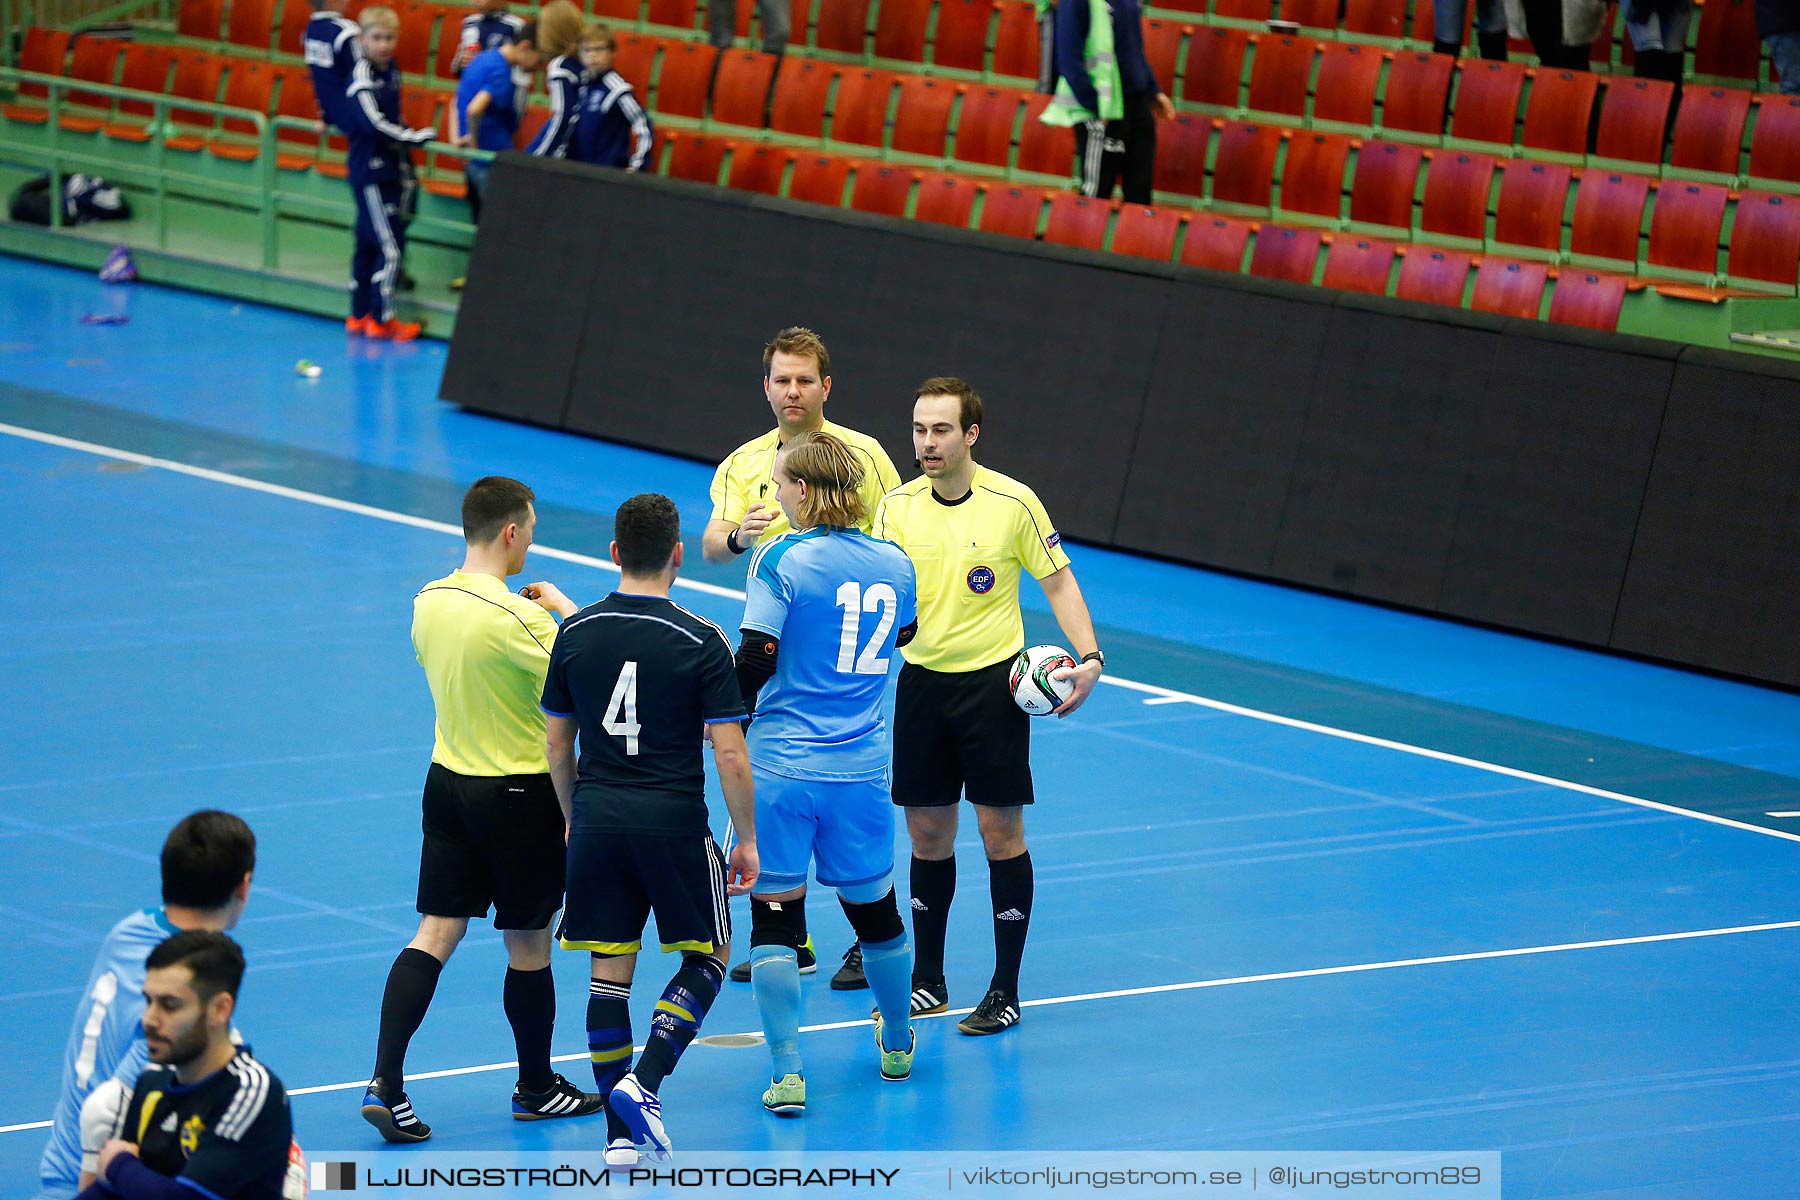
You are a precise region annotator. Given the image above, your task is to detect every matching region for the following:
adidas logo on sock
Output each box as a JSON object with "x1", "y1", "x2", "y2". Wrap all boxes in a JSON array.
[
  {"x1": 995, "y1": 908, "x2": 1027, "y2": 921},
  {"x1": 910, "y1": 898, "x2": 927, "y2": 911}
]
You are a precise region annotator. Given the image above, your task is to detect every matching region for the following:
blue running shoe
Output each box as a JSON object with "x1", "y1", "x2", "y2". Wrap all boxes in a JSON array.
[{"x1": 609, "y1": 1073, "x2": 672, "y2": 1161}]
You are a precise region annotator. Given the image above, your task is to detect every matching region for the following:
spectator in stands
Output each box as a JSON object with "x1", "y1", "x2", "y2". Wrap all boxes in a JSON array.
[
  {"x1": 709, "y1": 0, "x2": 789, "y2": 58},
  {"x1": 304, "y1": 0, "x2": 362, "y2": 132},
  {"x1": 1432, "y1": 0, "x2": 1510, "y2": 60},
  {"x1": 343, "y1": 5, "x2": 435, "y2": 341},
  {"x1": 567, "y1": 24, "x2": 655, "y2": 172},
  {"x1": 526, "y1": 1, "x2": 587, "y2": 158},
  {"x1": 452, "y1": 0, "x2": 525, "y2": 75},
  {"x1": 1760, "y1": 0, "x2": 1800, "y2": 94},
  {"x1": 1625, "y1": 0, "x2": 1690, "y2": 110},
  {"x1": 1504, "y1": 0, "x2": 1604, "y2": 68},
  {"x1": 451, "y1": 19, "x2": 541, "y2": 224},
  {"x1": 1040, "y1": 0, "x2": 1174, "y2": 205}
]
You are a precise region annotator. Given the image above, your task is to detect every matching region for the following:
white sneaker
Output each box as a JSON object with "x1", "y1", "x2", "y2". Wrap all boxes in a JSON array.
[
  {"x1": 609, "y1": 1073, "x2": 671, "y2": 1161},
  {"x1": 604, "y1": 1138, "x2": 638, "y2": 1167}
]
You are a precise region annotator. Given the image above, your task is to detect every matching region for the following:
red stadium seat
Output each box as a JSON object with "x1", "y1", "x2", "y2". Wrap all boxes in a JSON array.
[
  {"x1": 1380, "y1": 52, "x2": 1454, "y2": 139},
  {"x1": 933, "y1": 0, "x2": 996, "y2": 72},
  {"x1": 1246, "y1": 35, "x2": 1314, "y2": 118},
  {"x1": 1520, "y1": 68, "x2": 1599, "y2": 158},
  {"x1": 1419, "y1": 148, "x2": 1497, "y2": 242},
  {"x1": 1748, "y1": 94, "x2": 1800, "y2": 186},
  {"x1": 1669, "y1": 85, "x2": 1751, "y2": 177},
  {"x1": 227, "y1": 0, "x2": 277, "y2": 49},
  {"x1": 790, "y1": 0, "x2": 814, "y2": 44},
  {"x1": 646, "y1": 0, "x2": 698, "y2": 32},
  {"x1": 1278, "y1": 130, "x2": 1352, "y2": 221},
  {"x1": 1547, "y1": 271, "x2": 1627, "y2": 329},
  {"x1": 1152, "y1": 112, "x2": 1213, "y2": 199},
  {"x1": 166, "y1": 50, "x2": 225, "y2": 152},
  {"x1": 1470, "y1": 257, "x2": 1548, "y2": 318},
  {"x1": 1592, "y1": 76, "x2": 1674, "y2": 166},
  {"x1": 874, "y1": 0, "x2": 929, "y2": 62},
  {"x1": 1312, "y1": 42, "x2": 1383, "y2": 129},
  {"x1": 666, "y1": 131, "x2": 733, "y2": 183},
  {"x1": 592, "y1": 0, "x2": 640, "y2": 18},
  {"x1": 892, "y1": 76, "x2": 958, "y2": 156},
  {"x1": 1112, "y1": 206, "x2": 1182, "y2": 261},
  {"x1": 727, "y1": 143, "x2": 790, "y2": 194},
  {"x1": 991, "y1": 0, "x2": 1039, "y2": 80},
  {"x1": 1141, "y1": 19, "x2": 1186, "y2": 98},
  {"x1": 1646, "y1": 180, "x2": 1729, "y2": 276},
  {"x1": 1569, "y1": 169, "x2": 1651, "y2": 265},
  {"x1": 1211, "y1": 120, "x2": 1281, "y2": 209},
  {"x1": 105, "y1": 43, "x2": 175, "y2": 140},
  {"x1": 814, "y1": 0, "x2": 871, "y2": 55},
  {"x1": 831, "y1": 68, "x2": 897, "y2": 149},
  {"x1": 1248, "y1": 224, "x2": 1323, "y2": 283},
  {"x1": 277, "y1": 0, "x2": 311, "y2": 54},
  {"x1": 770, "y1": 58, "x2": 835, "y2": 138},
  {"x1": 954, "y1": 86, "x2": 1023, "y2": 168},
  {"x1": 1182, "y1": 26, "x2": 1248, "y2": 110},
  {"x1": 1449, "y1": 59, "x2": 1527, "y2": 147},
  {"x1": 273, "y1": 65, "x2": 325, "y2": 171},
  {"x1": 712, "y1": 50, "x2": 779, "y2": 130},
  {"x1": 1015, "y1": 92, "x2": 1072, "y2": 176},
  {"x1": 1044, "y1": 192, "x2": 1111, "y2": 249},
  {"x1": 4, "y1": 28, "x2": 70, "y2": 122},
  {"x1": 1321, "y1": 235, "x2": 1398, "y2": 294},
  {"x1": 392, "y1": 3, "x2": 434, "y2": 76},
  {"x1": 914, "y1": 171, "x2": 981, "y2": 226},
  {"x1": 435, "y1": 9, "x2": 469, "y2": 79},
  {"x1": 1283, "y1": 0, "x2": 1339, "y2": 30},
  {"x1": 1491, "y1": 159, "x2": 1572, "y2": 252},
  {"x1": 1214, "y1": 0, "x2": 1273, "y2": 21},
  {"x1": 657, "y1": 41, "x2": 718, "y2": 121},
  {"x1": 1725, "y1": 190, "x2": 1800, "y2": 290},
  {"x1": 178, "y1": 0, "x2": 225, "y2": 41},
  {"x1": 1395, "y1": 246, "x2": 1473, "y2": 306},
  {"x1": 849, "y1": 162, "x2": 916, "y2": 214},
  {"x1": 1693, "y1": 0, "x2": 1762, "y2": 81},
  {"x1": 1158, "y1": 0, "x2": 1208, "y2": 11},
  {"x1": 63, "y1": 37, "x2": 124, "y2": 132},
  {"x1": 1347, "y1": 138, "x2": 1424, "y2": 232},
  {"x1": 788, "y1": 153, "x2": 855, "y2": 205},
  {"x1": 612, "y1": 34, "x2": 657, "y2": 99},
  {"x1": 209, "y1": 60, "x2": 276, "y2": 160},
  {"x1": 1180, "y1": 214, "x2": 1254, "y2": 271},
  {"x1": 978, "y1": 185, "x2": 1045, "y2": 237},
  {"x1": 1344, "y1": 0, "x2": 1407, "y2": 40}
]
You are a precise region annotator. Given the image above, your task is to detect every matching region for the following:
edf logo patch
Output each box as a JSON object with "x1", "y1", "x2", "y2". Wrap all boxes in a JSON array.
[{"x1": 967, "y1": 565, "x2": 995, "y2": 593}]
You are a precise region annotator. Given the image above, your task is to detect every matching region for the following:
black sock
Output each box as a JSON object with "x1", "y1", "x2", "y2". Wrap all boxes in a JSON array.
[
  {"x1": 373, "y1": 947, "x2": 443, "y2": 1089},
  {"x1": 988, "y1": 851, "x2": 1033, "y2": 995},
  {"x1": 587, "y1": 978, "x2": 634, "y2": 1143},
  {"x1": 909, "y1": 855, "x2": 956, "y2": 983},
  {"x1": 503, "y1": 966, "x2": 556, "y2": 1093},
  {"x1": 633, "y1": 955, "x2": 724, "y2": 1093}
]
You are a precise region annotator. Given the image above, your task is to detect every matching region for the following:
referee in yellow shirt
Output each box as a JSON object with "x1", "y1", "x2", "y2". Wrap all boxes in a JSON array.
[
  {"x1": 361, "y1": 476, "x2": 603, "y2": 1142},
  {"x1": 873, "y1": 378, "x2": 1104, "y2": 1035},
  {"x1": 703, "y1": 325, "x2": 901, "y2": 992}
]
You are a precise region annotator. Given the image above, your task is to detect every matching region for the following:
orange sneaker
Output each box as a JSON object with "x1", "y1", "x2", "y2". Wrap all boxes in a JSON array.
[
  {"x1": 346, "y1": 315, "x2": 375, "y2": 335},
  {"x1": 367, "y1": 318, "x2": 422, "y2": 342}
]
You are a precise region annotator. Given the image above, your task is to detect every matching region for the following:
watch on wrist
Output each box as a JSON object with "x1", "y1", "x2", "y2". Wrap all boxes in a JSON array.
[
  {"x1": 727, "y1": 528, "x2": 746, "y2": 555},
  {"x1": 1081, "y1": 650, "x2": 1105, "y2": 668}
]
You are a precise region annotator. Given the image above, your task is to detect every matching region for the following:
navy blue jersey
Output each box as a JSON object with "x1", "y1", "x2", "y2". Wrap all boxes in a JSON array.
[
  {"x1": 568, "y1": 70, "x2": 654, "y2": 171},
  {"x1": 458, "y1": 9, "x2": 526, "y2": 62},
  {"x1": 344, "y1": 58, "x2": 432, "y2": 186},
  {"x1": 113, "y1": 1050, "x2": 292, "y2": 1200},
  {"x1": 527, "y1": 53, "x2": 585, "y2": 157},
  {"x1": 304, "y1": 10, "x2": 362, "y2": 130}
]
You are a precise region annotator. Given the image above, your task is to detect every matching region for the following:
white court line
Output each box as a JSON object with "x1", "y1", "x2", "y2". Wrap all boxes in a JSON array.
[
  {"x1": 5, "y1": 418, "x2": 1797, "y2": 847},
  {"x1": 6, "y1": 915, "x2": 1798, "y2": 1133},
  {"x1": 1768, "y1": 811, "x2": 1800, "y2": 819}
]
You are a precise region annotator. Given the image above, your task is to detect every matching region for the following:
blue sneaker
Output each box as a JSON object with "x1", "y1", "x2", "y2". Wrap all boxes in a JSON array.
[
  {"x1": 360, "y1": 1080, "x2": 431, "y2": 1143},
  {"x1": 609, "y1": 1073, "x2": 672, "y2": 1161}
]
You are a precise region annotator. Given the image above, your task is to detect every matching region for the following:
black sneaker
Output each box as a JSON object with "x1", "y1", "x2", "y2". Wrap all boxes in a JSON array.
[
  {"x1": 512, "y1": 1073, "x2": 605, "y2": 1121},
  {"x1": 729, "y1": 935, "x2": 817, "y2": 983},
  {"x1": 830, "y1": 942, "x2": 868, "y2": 990},
  {"x1": 909, "y1": 978, "x2": 949, "y2": 1016},
  {"x1": 957, "y1": 989, "x2": 1021, "y2": 1036},
  {"x1": 361, "y1": 1079, "x2": 432, "y2": 1142}
]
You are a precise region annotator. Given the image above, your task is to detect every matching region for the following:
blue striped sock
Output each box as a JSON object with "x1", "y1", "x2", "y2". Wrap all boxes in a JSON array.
[
  {"x1": 587, "y1": 978, "x2": 633, "y2": 1142},
  {"x1": 860, "y1": 932, "x2": 913, "y2": 1052},
  {"x1": 750, "y1": 944, "x2": 804, "y2": 1078}
]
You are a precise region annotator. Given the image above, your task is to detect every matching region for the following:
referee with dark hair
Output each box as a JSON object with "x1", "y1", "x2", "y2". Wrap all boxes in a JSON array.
[
  {"x1": 873, "y1": 379, "x2": 1104, "y2": 1036},
  {"x1": 361, "y1": 476, "x2": 602, "y2": 1142}
]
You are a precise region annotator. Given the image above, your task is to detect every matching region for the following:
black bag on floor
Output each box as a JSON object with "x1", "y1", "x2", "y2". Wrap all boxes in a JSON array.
[{"x1": 9, "y1": 174, "x2": 131, "y2": 226}]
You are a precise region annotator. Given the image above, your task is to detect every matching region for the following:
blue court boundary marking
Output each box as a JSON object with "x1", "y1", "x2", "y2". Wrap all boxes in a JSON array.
[{"x1": 5, "y1": 413, "x2": 1798, "y2": 846}]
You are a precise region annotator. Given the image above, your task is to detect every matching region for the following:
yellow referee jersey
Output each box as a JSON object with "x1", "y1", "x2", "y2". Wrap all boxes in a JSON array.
[
  {"x1": 873, "y1": 465, "x2": 1071, "y2": 673},
  {"x1": 412, "y1": 570, "x2": 559, "y2": 777},
  {"x1": 709, "y1": 418, "x2": 901, "y2": 548}
]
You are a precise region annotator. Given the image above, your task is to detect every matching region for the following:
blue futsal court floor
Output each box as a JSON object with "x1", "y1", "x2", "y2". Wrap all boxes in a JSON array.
[{"x1": 2, "y1": 256, "x2": 1799, "y2": 1199}]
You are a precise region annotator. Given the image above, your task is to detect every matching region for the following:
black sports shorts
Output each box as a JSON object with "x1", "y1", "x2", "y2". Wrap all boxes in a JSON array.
[
  {"x1": 891, "y1": 656, "x2": 1034, "y2": 809},
  {"x1": 559, "y1": 831, "x2": 731, "y2": 957},
  {"x1": 416, "y1": 762, "x2": 565, "y2": 929}
]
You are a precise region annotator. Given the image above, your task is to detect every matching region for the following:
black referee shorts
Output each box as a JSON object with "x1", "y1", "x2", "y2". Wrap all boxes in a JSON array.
[
  {"x1": 892, "y1": 657, "x2": 1034, "y2": 809},
  {"x1": 559, "y1": 831, "x2": 731, "y2": 957},
  {"x1": 417, "y1": 762, "x2": 566, "y2": 930}
]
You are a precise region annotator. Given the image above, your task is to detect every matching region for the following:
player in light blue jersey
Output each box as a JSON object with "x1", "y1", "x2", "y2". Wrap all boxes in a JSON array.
[
  {"x1": 730, "y1": 431, "x2": 920, "y2": 1114},
  {"x1": 37, "y1": 812, "x2": 255, "y2": 1200}
]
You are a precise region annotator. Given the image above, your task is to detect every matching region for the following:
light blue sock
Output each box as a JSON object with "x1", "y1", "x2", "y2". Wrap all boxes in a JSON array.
[
  {"x1": 750, "y1": 944, "x2": 803, "y2": 1078},
  {"x1": 861, "y1": 932, "x2": 914, "y2": 1052}
]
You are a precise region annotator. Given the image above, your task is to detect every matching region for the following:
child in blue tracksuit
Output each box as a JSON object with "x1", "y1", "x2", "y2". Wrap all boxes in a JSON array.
[
  {"x1": 303, "y1": 0, "x2": 361, "y2": 130},
  {"x1": 342, "y1": 6, "x2": 434, "y2": 340},
  {"x1": 452, "y1": 21, "x2": 540, "y2": 223},
  {"x1": 567, "y1": 23, "x2": 654, "y2": 171},
  {"x1": 525, "y1": 3, "x2": 587, "y2": 158}
]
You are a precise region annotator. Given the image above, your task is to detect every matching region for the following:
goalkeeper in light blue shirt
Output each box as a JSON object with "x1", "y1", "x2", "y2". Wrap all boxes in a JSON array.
[
  {"x1": 37, "y1": 812, "x2": 256, "y2": 1200},
  {"x1": 728, "y1": 431, "x2": 919, "y2": 1116}
]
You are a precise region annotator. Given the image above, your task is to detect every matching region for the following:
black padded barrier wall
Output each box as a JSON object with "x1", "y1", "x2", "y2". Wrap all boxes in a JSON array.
[{"x1": 444, "y1": 156, "x2": 1800, "y2": 691}]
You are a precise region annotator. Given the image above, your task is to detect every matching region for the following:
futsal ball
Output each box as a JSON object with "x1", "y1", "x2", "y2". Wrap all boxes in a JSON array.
[{"x1": 1010, "y1": 644, "x2": 1078, "y2": 715}]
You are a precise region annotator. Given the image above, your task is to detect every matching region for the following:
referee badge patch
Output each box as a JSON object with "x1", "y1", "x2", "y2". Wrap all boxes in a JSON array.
[
  {"x1": 1046, "y1": 531, "x2": 1062, "y2": 550},
  {"x1": 967, "y1": 565, "x2": 996, "y2": 593}
]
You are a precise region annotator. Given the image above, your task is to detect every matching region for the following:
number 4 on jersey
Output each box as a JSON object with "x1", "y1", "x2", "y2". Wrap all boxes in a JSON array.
[{"x1": 604, "y1": 661, "x2": 641, "y2": 755}]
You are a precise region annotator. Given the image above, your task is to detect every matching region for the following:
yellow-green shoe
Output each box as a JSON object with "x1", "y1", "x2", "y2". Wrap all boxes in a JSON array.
[
  {"x1": 873, "y1": 1012, "x2": 915, "y2": 1082},
  {"x1": 762, "y1": 1073, "x2": 806, "y2": 1115}
]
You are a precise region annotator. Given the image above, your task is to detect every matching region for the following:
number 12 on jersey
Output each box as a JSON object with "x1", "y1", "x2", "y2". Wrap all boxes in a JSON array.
[{"x1": 835, "y1": 582, "x2": 897, "y2": 675}]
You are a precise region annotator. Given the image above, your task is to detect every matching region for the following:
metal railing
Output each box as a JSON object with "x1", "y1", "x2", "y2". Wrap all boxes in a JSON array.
[{"x1": 0, "y1": 68, "x2": 485, "y2": 268}]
